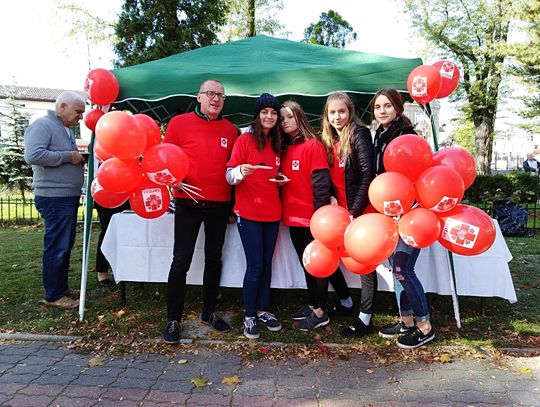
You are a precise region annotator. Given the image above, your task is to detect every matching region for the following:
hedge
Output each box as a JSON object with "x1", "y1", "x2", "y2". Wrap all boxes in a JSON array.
[{"x1": 464, "y1": 171, "x2": 539, "y2": 205}]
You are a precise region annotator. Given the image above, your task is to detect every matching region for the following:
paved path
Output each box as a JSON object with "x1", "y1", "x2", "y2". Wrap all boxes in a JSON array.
[{"x1": 0, "y1": 340, "x2": 539, "y2": 406}]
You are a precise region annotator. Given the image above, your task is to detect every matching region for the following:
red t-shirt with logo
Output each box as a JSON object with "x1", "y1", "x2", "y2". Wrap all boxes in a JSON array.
[
  {"x1": 164, "y1": 112, "x2": 238, "y2": 201},
  {"x1": 227, "y1": 133, "x2": 282, "y2": 222},
  {"x1": 281, "y1": 138, "x2": 329, "y2": 227},
  {"x1": 329, "y1": 141, "x2": 347, "y2": 209}
]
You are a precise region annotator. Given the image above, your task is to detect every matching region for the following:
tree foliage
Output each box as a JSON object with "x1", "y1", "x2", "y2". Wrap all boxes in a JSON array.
[
  {"x1": 114, "y1": 0, "x2": 229, "y2": 67},
  {"x1": 303, "y1": 10, "x2": 357, "y2": 48},
  {"x1": 221, "y1": 0, "x2": 285, "y2": 41},
  {"x1": 0, "y1": 87, "x2": 32, "y2": 201},
  {"x1": 404, "y1": 0, "x2": 514, "y2": 175},
  {"x1": 512, "y1": 0, "x2": 540, "y2": 133}
]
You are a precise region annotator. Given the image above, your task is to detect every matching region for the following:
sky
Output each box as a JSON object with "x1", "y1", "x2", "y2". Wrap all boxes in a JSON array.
[{"x1": 0, "y1": 0, "x2": 421, "y2": 90}]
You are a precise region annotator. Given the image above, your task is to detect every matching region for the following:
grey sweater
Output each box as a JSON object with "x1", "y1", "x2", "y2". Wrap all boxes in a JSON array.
[{"x1": 24, "y1": 110, "x2": 84, "y2": 197}]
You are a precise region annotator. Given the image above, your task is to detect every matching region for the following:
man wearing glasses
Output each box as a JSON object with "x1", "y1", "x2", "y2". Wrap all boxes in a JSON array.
[{"x1": 162, "y1": 79, "x2": 239, "y2": 343}]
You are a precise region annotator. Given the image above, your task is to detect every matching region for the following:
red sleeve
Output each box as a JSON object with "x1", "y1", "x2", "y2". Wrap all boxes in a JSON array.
[{"x1": 227, "y1": 133, "x2": 248, "y2": 168}]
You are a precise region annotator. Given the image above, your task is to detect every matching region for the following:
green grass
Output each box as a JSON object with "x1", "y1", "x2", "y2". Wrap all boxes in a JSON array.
[{"x1": 0, "y1": 225, "x2": 539, "y2": 352}]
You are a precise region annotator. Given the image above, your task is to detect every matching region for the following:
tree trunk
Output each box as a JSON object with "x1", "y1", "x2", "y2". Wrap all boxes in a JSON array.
[
  {"x1": 473, "y1": 113, "x2": 495, "y2": 175},
  {"x1": 247, "y1": 0, "x2": 255, "y2": 37},
  {"x1": 21, "y1": 187, "x2": 26, "y2": 204}
]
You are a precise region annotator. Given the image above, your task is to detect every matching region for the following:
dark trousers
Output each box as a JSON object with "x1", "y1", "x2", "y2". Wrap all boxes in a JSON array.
[
  {"x1": 95, "y1": 202, "x2": 130, "y2": 274},
  {"x1": 236, "y1": 216, "x2": 280, "y2": 317},
  {"x1": 166, "y1": 203, "x2": 229, "y2": 322},
  {"x1": 34, "y1": 196, "x2": 79, "y2": 302}
]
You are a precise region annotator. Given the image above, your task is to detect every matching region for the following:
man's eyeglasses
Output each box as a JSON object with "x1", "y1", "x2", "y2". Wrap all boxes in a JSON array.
[{"x1": 199, "y1": 90, "x2": 226, "y2": 100}]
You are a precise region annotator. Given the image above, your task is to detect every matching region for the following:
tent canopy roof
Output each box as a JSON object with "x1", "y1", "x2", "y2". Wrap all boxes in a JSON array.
[{"x1": 112, "y1": 35, "x2": 422, "y2": 126}]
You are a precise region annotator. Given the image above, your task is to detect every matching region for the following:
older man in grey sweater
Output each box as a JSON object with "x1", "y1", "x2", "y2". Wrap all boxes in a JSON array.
[{"x1": 24, "y1": 91, "x2": 86, "y2": 310}]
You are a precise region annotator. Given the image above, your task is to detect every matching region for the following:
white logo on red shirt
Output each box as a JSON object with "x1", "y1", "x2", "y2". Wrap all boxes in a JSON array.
[
  {"x1": 220, "y1": 137, "x2": 228, "y2": 148},
  {"x1": 292, "y1": 160, "x2": 300, "y2": 171},
  {"x1": 338, "y1": 159, "x2": 345, "y2": 168},
  {"x1": 275, "y1": 156, "x2": 280, "y2": 166}
]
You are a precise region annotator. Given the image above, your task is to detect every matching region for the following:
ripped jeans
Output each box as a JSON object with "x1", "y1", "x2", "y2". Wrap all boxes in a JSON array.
[{"x1": 390, "y1": 238, "x2": 429, "y2": 322}]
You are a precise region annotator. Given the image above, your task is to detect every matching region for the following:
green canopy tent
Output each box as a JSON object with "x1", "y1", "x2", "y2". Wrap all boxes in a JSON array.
[
  {"x1": 79, "y1": 35, "x2": 429, "y2": 322},
  {"x1": 111, "y1": 35, "x2": 422, "y2": 126}
]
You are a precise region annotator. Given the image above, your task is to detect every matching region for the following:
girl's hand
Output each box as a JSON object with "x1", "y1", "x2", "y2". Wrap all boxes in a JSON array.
[
  {"x1": 240, "y1": 164, "x2": 257, "y2": 176},
  {"x1": 330, "y1": 196, "x2": 338, "y2": 205}
]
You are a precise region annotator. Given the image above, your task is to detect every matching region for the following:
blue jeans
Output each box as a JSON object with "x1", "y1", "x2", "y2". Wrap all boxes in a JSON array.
[
  {"x1": 34, "y1": 196, "x2": 80, "y2": 302},
  {"x1": 236, "y1": 217, "x2": 280, "y2": 317},
  {"x1": 390, "y1": 238, "x2": 429, "y2": 322}
]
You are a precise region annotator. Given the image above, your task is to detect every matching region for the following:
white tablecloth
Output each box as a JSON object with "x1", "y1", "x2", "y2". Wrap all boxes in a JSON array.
[{"x1": 102, "y1": 212, "x2": 517, "y2": 302}]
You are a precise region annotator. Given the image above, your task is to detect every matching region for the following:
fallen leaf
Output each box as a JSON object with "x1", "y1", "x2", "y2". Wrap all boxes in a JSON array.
[
  {"x1": 439, "y1": 354, "x2": 453, "y2": 363},
  {"x1": 177, "y1": 359, "x2": 188, "y2": 364},
  {"x1": 221, "y1": 375, "x2": 241, "y2": 385},
  {"x1": 191, "y1": 376, "x2": 208, "y2": 388},
  {"x1": 259, "y1": 347, "x2": 270, "y2": 354},
  {"x1": 89, "y1": 356, "x2": 104, "y2": 367},
  {"x1": 520, "y1": 367, "x2": 533, "y2": 374},
  {"x1": 115, "y1": 309, "x2": 126, "y2": 317},
  {"x1": 366, "y1": 368, "x2": 373, "y2": 374}
]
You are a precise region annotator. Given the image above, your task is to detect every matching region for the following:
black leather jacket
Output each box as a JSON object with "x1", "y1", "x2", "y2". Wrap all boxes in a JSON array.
[
  {"x1": 344, "y1": 125, "x2": 375, "y2": 218},
  {"x1": 373, "y1": 117, "x2": 416, "y2": 175}
]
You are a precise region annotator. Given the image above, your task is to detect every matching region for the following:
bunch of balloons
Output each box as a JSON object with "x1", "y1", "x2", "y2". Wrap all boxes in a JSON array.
[
  {"x1": 302, "y1": 139, "x2": 496, "y2": 278},
  {"x1": 82, "y1": 68, "x2": 189, "y2": 219},
  {"x1": 406, "y1": 60, "x2": 461, "y2": 105}
]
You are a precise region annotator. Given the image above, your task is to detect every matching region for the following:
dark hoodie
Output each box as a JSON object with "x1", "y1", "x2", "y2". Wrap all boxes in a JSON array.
[{"x1": 373, "y1": 116, "x2": 416, "y2": 175}]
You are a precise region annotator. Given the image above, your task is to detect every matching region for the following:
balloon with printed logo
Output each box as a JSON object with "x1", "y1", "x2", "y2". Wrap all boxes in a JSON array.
[
  {"x1": 129, "y1": 176, "x2": 171, "y2": 219},
  {"x1": 84, "y1": 68, "x2": 120, "y2": 106},
  {"x1": 90, "y1": 178, "x2": 130, "y2": 208},
  {"x1": 398, "y1": 207, "x2": 442, "y2": 248},
  {"x1": 344, "y1": 213, "x2": 399, "y2": 265},
  {"x1": 368, "y1": 172, "x2": 415, "y2": 216},
  {"x1": 310, "y1": 205, "x2": 351, "y2": 249},
  {"x1": 432, "y1": 147, "x2": 477, "y2": 190},
  {"x1": 95, "y1": 111, "x2": 147, "y2": 161},
  {"x1": 416, "y1": 165, "x2": 464, "y2": 213},
  {"x1": 83, "y1": 109, "x2": 104, "y2": 132},
  {"x1": 141, "y1": 143, "x2": 189, "y2": 186},
  {"x1": 383, "y1": 134, "x2": 433, "y2": 182},
  {"x1": 96, "y1": 157, "x2": 143, "y2": 193},
  {"x1": 341, "y1": 257, "x2": 377, "y2": 275},
  {"x1": 134, "y1": 114, "x2": 161, "y2": 152},
  {"x1": 437, "y1": 205, "x2": 496, "y2": 256},
  {"x1": 93, "y1": 140, "x2": 113, "y2": 163},
  {"x1": 432, "y1": 60, "x2": 461, "y2": 99},
  {"x1": 302, "y1": 240, "x2": 340, "y2": 278},
  {"x1": 407, "y1": 64, "x2": 442, "y2": 104}
]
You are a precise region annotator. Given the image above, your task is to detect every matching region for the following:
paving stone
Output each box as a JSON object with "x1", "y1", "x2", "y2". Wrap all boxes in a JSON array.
[
  {"x1": 21, "y1": 355, "x2": 62, "y2": 366},
  {"x1": 119, "y1": 367, "x2": 163, "y2": 380},
  {"x1": 32, "y1": 373, "x2": 78, "y2": 385},
  {"x1": 0, "y1": 355, "x2": 28, "y2": 366},
  {"x1": 275, "y1": 385, "x2": 318, "y2": 399},
  {"x1": 0, "y1": 382, "x2": 27, "y2": 395},
  {"x1": 52, "y1": 396, "x2": 98, "y2": 406},
  {"x1": 0, "y1": 373, "x2": 40, "y2": 384},
  {"x1": 186, "y1": 393, "x2": 231, "y2": 406},
  {"x1": 70, "y1": 374, "x2": 117, "y2": 387},
  {"x1": 0, "y1": 344, "x2": 42, "y2": 356},
  {"x1": 439, "y1": 378, "x2": 479, "y2": 391},
  {"x1": 151, "y1": 379, "x2": 194, "y2": 393},
  {"x1": 99, "y1": 387, "x2": 149, "y2": 401},
  {"x1": 145, "y1": 389, "x2": 191, "y2": 403},
  {"x1": 448, "y1": 389, "x2": 498, "y2": 404},
  {"x1": 401, "y1": 389, "x2": 450, "y2": 403},
  {"x1": 17, "y1": 383, "x2": 65, "y2": 397},
  {"x1": 235, "y1": 383, "x2": 276, "y2": 396},
  {"x1": 511, "y1": 391, "x2": 540, "y2": 406},
  {"x1": 231, "y1": 394, "x2": 275, "y2": 407},
  {"x1": 80, "y1": 366, "x2": 124, "y2": 377},
  {"x1": 62, "y1": 384, "x2": 107, "y2": 399},
  {"x1": 3, "y1": 393, "x2": 55, "y2": 407},
  {"x1": 272, "y1": 396, "x2": 319, "y2": 406},
  {"x1": 6, "y1": 363, "x2": 51, "y2": 376},
  {"x1": 111, "y1": 377, "x2": 157, "y2": 389}
]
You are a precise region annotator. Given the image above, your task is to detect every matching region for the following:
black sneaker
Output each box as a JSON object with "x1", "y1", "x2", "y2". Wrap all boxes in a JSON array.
[
  {"x1": 340, "y1": 319, "x2": 373, "y2": 338},
  {"x1": 378, "y1": 321, "x2": 415, "y2": 339},
  {"x1": 201, "y1": 313, "x2": 232, "y2": 333},
  {"x1": 397, "y1": 327, "x2": 435, "y2": 349},
  {"x1": 296, "y1": 311, "x2": 330, "y2": 331},
  {"x1": 243, "y1": 316, "x2": 260, "y2": 339},
  {"x1": 328, "y1": 303, "x2": 356, "y2": 317},
  {"x1": 163, "y1": 320, "x2": 180, "y2": 344},
  {"x1": 291, "y1": 304, "x2": 312, "y2": 321},
  {"x1": 256, "y1": 311, "x2": 282, "y2": 332}
]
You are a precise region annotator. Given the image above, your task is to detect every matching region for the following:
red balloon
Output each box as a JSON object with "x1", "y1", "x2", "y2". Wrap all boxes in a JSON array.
[
  {"x1": 84, "y1": 68, "x2": 119, "y2": 106},
  {"x1": 432, "y1": 60, "x2": 460, "y2": 98},
  {"x1": 134, "y1": 114, "x2": 161, "y2": 152},
  {"x1": 407, "y1": 64, "x2": 442, "y2": 104},
  {"x1": 90, "y1": 178, "x2": 130, "y2": 208},
  {"x1": 302, "y1": 240, "x2": 340, "y2": 278},
  {"x1": 129, "y1": 176, "x2": 171, "y2": 219},
  {"x1": 344, "y1": 213, "x2": 399, "y2": 265},
  {"x1": 432, "y1": 147, "x2": 476, "y2": 190},
  {"x1": 95, "y1": 111, "x2": 147, "y2": 161},
  {"x1": 437, "y1": 205, "x2": 496, "y2": 256},
  {"x1": 383, "y1": 134, "x2": 433, "y2": 182},
  {"x1": 93, "y1": 140, "x2": 113, "y2": 163},
  {"x1": 141, "y1": 143, "x2": 189, "y2": 186},
  {"x1": 368, "y1": 172, "x2": 415, "y2": 216},
  {"x1": 341, "y1": 257, "x2": 377, "y2": 275},
  {"x1": 83, "y1": 109, "x2": 105, "y2": 132},
  {"x1": 416, "y1": 165, "x2": 464, "y2": 213},
  {"x1": 398, "y1": 207, "x2": 441, "y2": 248},
  {"x1": 310, "y1": 205, "x2": 351, "y2": 249},
  {"x1": 96, "y1": 157, "x2": 143, "y2": 193}
]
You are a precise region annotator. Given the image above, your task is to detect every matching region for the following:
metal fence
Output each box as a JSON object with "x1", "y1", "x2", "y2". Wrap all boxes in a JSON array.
[
  {"x1": 0, "y1": 196, "x2": 538, "y2": 229},
  {"x1": 0, "y1": 197, "x2": 98, "y2": 224}
]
